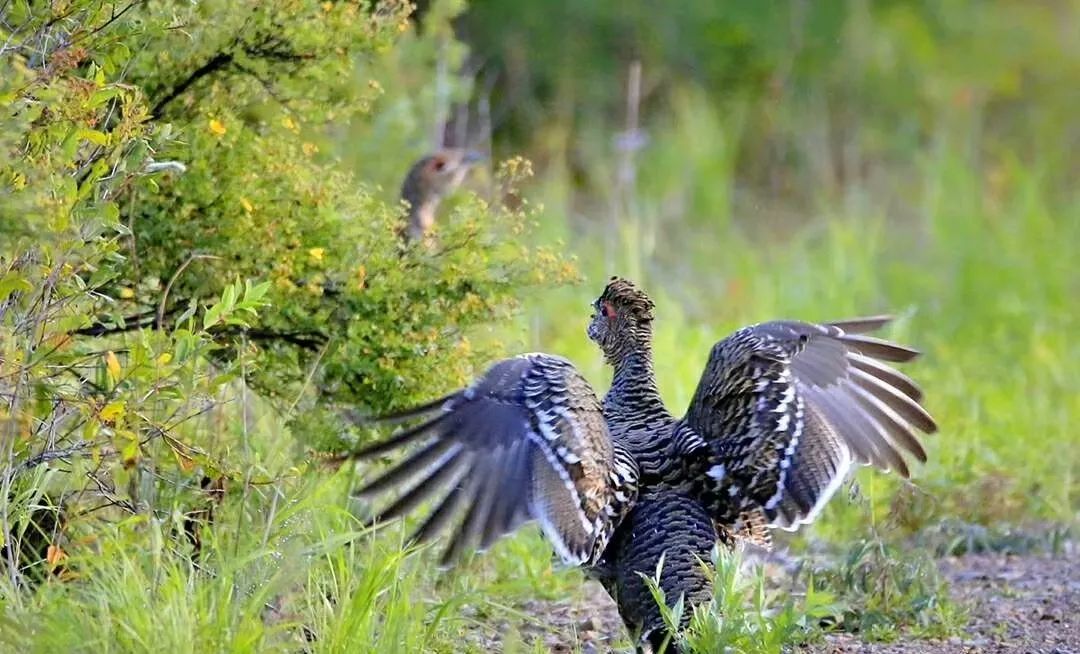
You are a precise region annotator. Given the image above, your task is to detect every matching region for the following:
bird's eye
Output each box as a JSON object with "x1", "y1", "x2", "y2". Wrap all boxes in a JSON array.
[{"x1": 431, "y1": 158, "x2": 446, "y2": 172}]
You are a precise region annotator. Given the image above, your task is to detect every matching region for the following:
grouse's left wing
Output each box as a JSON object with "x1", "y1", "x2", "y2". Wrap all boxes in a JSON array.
[
  {"x1": 681, "y1": 317, "x2": 936, "y2": 530},
  {"x1": 343, "y1": 353, "x2": 638, "y2": 566}
]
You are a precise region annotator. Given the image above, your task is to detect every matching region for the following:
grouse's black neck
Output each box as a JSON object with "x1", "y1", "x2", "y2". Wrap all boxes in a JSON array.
[{"x1": 604, "y1": 327, "x2": 667, "y2": 419}]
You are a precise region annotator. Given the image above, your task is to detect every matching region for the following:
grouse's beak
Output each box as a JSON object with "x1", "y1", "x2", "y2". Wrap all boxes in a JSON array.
[{"x1": 461, "y1": 150, "x2": 485, "y2": 166}]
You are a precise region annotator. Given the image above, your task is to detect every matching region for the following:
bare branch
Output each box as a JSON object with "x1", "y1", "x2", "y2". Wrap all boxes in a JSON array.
[
  {"x1": 1, "y1": 440, "x2": 98, "y2": 488},
  {"x1": 150, "y1": 50, "x2": 235, "y2": 118}
]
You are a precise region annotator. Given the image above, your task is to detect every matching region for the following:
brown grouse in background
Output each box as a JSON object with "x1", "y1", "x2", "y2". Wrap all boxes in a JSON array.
[
  {"x1": 347, "y1": 277, "x2": 937, "y2": 652},
  {"x1": 399, "y1": 148, "x2": 483, "y2": 245},
  {"x1": 291, "y1": 149, "x2": 481, "y2": 295}
]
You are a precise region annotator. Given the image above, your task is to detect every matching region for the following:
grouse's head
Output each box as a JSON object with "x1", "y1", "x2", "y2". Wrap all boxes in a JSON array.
[
  {"x1": 400, "y1": 148, "x2": 484, "y2": 209},
  {"x1": 587, "y1": 277, "x2": 655, "y2": 361}
]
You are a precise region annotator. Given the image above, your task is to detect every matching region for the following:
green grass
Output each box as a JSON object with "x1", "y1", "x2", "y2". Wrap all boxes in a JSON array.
[
  {"x1": 527, "y1": 94, "x2": 1079, "y2": 540},
  {"x1": 796, "y1": 539, "x2": 968, "y2": 641},
  {"x1": 650, "y1": 548, "x2": 837, "y2": 654},
  {"x1": 0, "y1": 471, "x2": 591, "y2": 653}
]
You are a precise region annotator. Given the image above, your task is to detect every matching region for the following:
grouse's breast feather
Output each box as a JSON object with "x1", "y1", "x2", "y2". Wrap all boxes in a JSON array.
[
  {"x1": 682, "y1": 317, "x2": 937, "y2": 530},
  {"x1": 349, "y1": 353, "x2": 638, "y2": 566}
]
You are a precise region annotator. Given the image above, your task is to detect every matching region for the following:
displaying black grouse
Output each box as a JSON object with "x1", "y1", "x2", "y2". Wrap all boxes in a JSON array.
[{"x1": 349, "y1": 277, "x2": 937, "y2": 652}]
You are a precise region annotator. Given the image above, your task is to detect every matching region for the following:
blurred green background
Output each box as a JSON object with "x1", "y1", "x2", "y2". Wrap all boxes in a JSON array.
[
  {"x1": 1, "y1": 0, "x2": 1076, "y2": 651},
  {"x1": 424, "y1": 0, "x2": 1080, "y2": 531}
]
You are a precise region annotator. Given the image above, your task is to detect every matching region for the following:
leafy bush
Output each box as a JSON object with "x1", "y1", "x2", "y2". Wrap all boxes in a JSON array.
[{"x1": 0, "y1": 0, "x2": 571, "y2": 588}]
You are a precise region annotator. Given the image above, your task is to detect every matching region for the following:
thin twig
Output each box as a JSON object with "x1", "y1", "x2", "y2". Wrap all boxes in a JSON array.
[
  {"x1": 241, "y1": 328, "x2": 328, "y2": 350},
  {"x1": 432, "y1": 34, "x2": 450, "y2": 148},
  {"x1": 478, "y1": 68, "x2": 496, "y2": 205},
  {"x1": 611, "y1": 60, "x2": 645, "y2": 273},
  {"x1": 1, "y1": 440, "x2": 96, "y2": 488},
  {"x1": 285, "y1": 339, "x2": 331, "y2": 416},
  {"x1": 71, "y1": 0, "x2": 146, "y2": 43},
  {"x1": 233, "y1": 334, "x2": 251, "y2": 559},
  {"x1": 158, "y1": 253, "x2": 220, "y2": 330}
]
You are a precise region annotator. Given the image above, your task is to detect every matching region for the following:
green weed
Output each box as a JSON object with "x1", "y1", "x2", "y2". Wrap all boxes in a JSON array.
[
  {"x1": 795, "y1": 539, "x2": 967, "y2": 641},
  {"x1": 639, "y1": 548, "x2": 842, "y2": 654}
]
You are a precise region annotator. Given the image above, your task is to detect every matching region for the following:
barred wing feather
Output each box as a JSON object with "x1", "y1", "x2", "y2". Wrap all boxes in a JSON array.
[
  {"x1": 684, "y1": 317, "x2": 936, "y2": 531},
  {"x1": 350, "y1": 353, "x2": 638, "y2": 566}
]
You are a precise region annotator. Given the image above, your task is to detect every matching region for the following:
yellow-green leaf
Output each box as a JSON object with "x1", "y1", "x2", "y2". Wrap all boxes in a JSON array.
[
  {"x1": 99, "y1": 401, "x2": 125, "y2": 423},
  {"x1": 78, "y1": 128, "x2": 110, "y2": 146},
  {"x1": 0, "y1": 273, "x2": 32, "y2": 300},
  {"x1": 105, "y1": 351, "x2": 121, "y2": 382}
]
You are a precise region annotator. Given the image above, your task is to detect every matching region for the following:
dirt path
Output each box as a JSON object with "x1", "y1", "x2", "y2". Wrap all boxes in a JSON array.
[
  {"x1": 493, "y1": 550, "x2": 1080, "y2": 653},
  {"x1": 814, "y1": 553, "x2": 1080, "y2": 654}
]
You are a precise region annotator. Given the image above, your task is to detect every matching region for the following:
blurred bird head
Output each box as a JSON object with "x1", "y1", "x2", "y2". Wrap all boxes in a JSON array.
[
  {"x1": 588, "y1": 277, "x2": 656, "y2": 361},
  {"x1": 400, "y1": 148, "x2": 484, "y2": 244},
  {"x1": 400, "y1": 148, "x2": 484, "y2": 208}
]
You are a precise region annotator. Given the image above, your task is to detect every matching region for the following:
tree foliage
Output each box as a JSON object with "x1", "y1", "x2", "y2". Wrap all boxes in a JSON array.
[
  {"x1": 0, "y1": 0, "x2": 571, "y2": 584},
  {"x1": 459, "y1": 1, "x2": 1077, "y2": 199}
]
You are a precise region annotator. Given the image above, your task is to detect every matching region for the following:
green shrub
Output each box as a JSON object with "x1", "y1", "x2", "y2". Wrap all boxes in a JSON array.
[{"x1": 0, "y1": 0, "x2": 571, "y2": 589}]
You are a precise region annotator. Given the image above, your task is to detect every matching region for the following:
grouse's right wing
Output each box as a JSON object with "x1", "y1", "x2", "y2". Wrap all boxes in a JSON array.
[
  {"x1": 682, "y1": 317, "x2": 936, "y2": 531},
  {"x1": 345, "y1": 353, "x2": 639, "y2": 566}
]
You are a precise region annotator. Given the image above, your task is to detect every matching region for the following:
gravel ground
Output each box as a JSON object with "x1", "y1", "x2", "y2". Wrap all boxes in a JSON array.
[
  {"x1": 811, "y1": 553, "x2": 1079, "y2": 654},
  {"x1": 486, "y1": 550, "x2": 1080, "y2": 653}
]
